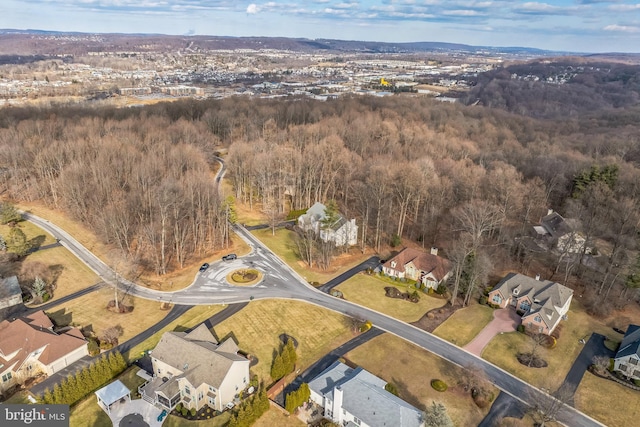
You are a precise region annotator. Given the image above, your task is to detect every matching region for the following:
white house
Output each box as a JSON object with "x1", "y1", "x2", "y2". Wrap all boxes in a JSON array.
[
  {"x1": 536, "y1": 210, "x2": 591, "y2": 254},
  {"x1": 308, "y1": 361, "x2": 423, "y2": 427},
  {"x1": 0, "y1": 310, "x2": 88, "y2": 394},
  {"x1": 298, "y1": 202, "x2": 358, "y2": 246},
  {"x1": 139, "y1": 324, "x2": 250, "y2": 412},
  {"x1": 614, "y1": 324, "x2": 640, "y2": 380},
  {"x1": 382, "y1": 247, "x2": 451, "y2": 290}
]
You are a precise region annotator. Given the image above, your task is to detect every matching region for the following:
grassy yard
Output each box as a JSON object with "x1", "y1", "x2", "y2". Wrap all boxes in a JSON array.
[
  {"x1": 482, "y1": 300, "x2": 616, "y2": 390},
  {"x1": 124, "y1": 305, "x2": 226, "y2": 362},
  {"x1": 433, "y1": 303, "x2": 495, "y2": 346},
  {"x1": 69, "y1": 395, "x2": 112, "y2": 427},
  {"x1": 575, "y1": 371, "x2": 640, "y2": 427},
  {"x1": 334, "y1": 273, "x2": 447, "y2": 323},
  {"x1": 164, "y1": 412, "x2": 230, "y2": 427},
  {"x1": 46, "y1": 287, "x2": 169, "y2": 345},
  {"x1": 213, "y1": 299, "x2": 353, "y2": 382},
  {"x1": 345, "y1": 334, "x2": 495, "y2": 427},
  {"x1": 0, "y1": 219, "x2": 58, "y2": 249},
  {"x1": 26, "y1": 246, "x2": 100, "y2": 302},
  {"x1": 253, "y1": 407, "x2": 305, "y2": 427},
  {"x1": 251, "y1": 228, "x2": 372, "y2": 285}
]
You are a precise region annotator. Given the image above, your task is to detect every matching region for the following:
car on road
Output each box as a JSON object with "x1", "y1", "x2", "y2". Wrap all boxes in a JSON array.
[
  {"x1": 222, "y1": 253, "x2": 237, "y2": 261},
  {"x1": 199, "y1": 263, "x2": 209, "y2": 272}
]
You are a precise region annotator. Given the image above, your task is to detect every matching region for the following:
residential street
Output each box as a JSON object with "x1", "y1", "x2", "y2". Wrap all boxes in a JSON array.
[{"x1": 20, "y1": 212, "x2": 606, "y2": 427}]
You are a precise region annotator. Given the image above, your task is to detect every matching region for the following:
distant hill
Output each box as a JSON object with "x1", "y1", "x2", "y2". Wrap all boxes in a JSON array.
[{"x1": 0, "y1": 29, "x2": 557, "y2": 57}]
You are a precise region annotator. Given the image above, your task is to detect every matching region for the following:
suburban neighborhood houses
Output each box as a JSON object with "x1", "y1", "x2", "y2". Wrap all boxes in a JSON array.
[
  {"x1": 298, "y1": 202, "x2": 358, "y2": 247},
  {"x1": 308, "y1": 361, "x2": 424, "y2": 427},
  {"x1": 139, "y1": 324, "x2": 250, "y2": 413},
  {"x1": 0, "y1": 310, "x2": 88, "y2": 394},
  {"x1": 488, "y1": 273, "x2": 573, "y2": 335},
  {"x1": 382, "y1": 247, "x2": 451, "y2": 290},
  {"x1": 614, "y1": 324, "x2": 640, "y2": 381}
]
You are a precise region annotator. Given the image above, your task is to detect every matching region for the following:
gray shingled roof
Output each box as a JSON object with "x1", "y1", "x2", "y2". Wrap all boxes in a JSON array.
[
  {"x1": 309, "y1": 361, "x2": 423, "y2": 427},
  {"x1": 493, "y1": 273, "x2": 573, "y2": 330},
  {"x1": 152, "y1": 325, "x2": 247, "y2": 390},
  {"x1": 616, "y1": 325, "x2": 640, "y2": 359},
  {"x1": 0, "y1": 276, "x2": 21, "y2": 299}
]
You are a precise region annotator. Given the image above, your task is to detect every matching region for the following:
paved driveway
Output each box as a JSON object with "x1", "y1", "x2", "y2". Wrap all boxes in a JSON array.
[{"x1": 464, "y1": 308, "x2": 520, "y2": 356}]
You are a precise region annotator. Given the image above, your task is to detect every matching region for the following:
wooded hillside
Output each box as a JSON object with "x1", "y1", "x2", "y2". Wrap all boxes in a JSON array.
[{"x1": 1, "y1": 93, "x2": 639, "y2": 307}]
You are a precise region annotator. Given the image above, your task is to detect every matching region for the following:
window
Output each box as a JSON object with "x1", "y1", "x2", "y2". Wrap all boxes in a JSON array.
[
  {"x1": 492, "y1": 295, "x2": 502, "y2": 304},
  {"x1": 184, "y1": 386, "x2": 191, "y2": 395},
  {"x1": 198, "y1": 392, "x2": 203, "y2": 401},
  {"x1": 630, "y1": 358, "x2": 638, "y2": 366},
  {"x1": 26, "y1": 365, "x2": 33, "y2": 371},
  {"x1": 519, "y1": 301, "x2": 530, "y2": 311},
  {"x1": 634, "y1": 370, "x2": 640, "y2": 378},
  {"x1": 209, "y1": 386, "x2": 217, "y2": 393},
  {"x1": 620, "y1": 364, "x2": 627, "y2": 372},
  {"x1": 2, "y1": 372, "x2": 12, "y2": 382},
  {"x1": 353, "y1": 416, "x2": 361, "y2": 426},
  {"x1": 243, "y1": 377, "x2": 247, "y2": 384},
  {"x1": 534, "y1": 316, "x2": 541, "y2": 323}
]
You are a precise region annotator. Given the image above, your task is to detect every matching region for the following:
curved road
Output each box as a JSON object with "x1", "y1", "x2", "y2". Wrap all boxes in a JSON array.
[{"x1": 21, "y1": 220, "x2": 603, "y2": 426}]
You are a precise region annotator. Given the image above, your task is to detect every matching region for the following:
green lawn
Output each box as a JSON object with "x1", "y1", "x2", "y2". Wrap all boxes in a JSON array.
[
  {"x1": 575, "y1": 371, "x2": 640, "y2": 427},
  {"x1": 124, "y1": 305, "x2": 226, "y2": 362},
  {"x1": 334, "y1": 273, "x2": 447, "y2": 323},
  {"x1": 482, "y1": 300, "x2": 616, "y2": 390},
  {"x1": 0, "y1": 219, "x2": 58, "y2": 250},
  {"x1": 46, "y1": 288, "x2": 169, "y2": 346},
  {"x1": 433, "y1": 303, "x2": 494, "y2": 346},
  {"x1": 346, "y1": 334, "x2": 495, "y2": 427},
  {"x1": 251, "y1": 228, "x2": 371, "y2": 284},
  {"x1": 213, "y1": 299, "x2": 354, "y2": 382},
  {"x1": 163, "y1": 412, "x2": 230, "y2": 427}
]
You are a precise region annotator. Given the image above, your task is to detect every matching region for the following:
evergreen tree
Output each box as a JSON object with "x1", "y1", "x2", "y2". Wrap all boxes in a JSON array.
[
  {"x1": 52, "y1": 383, "x2": 63, "y2": 404},
  {"x1": 112, "y1": 351, "x2": 127, "y2": 373},
  {"x1": 42, "y1": 388, "x2": 53, "y2": 405},
  {"x1": 423, "y1": 402, "x2": 454, "y2": 427},
  {"x1": 258, "y1": 388, "x2": 270, "y2": 414},
  {"x1": 285, "y1": 339, "x2": 297, "y2": 366},
  {"x1": 65, "y1": 374, "x2": 81, "y2": 405},
  {"x1": 0, "y1": 202, "x2": 21, "y2": 225},
  {"x1": 7, "y1": 227, "x2": 29, "y2": 256},
  {"x1": 88, "y1": 362, "x2": 101, "y2": 390},
  {"x1": 224, "y1": 196, "x2": 238, "y2": 224},
  {"x1": 96, "y1": 355, "x2": 110, "y2": 383},
  {"x1": 77, "y1": 366, "x2": 91, "y2": 396},
  {"x1": 32, "y1": 276, "x2": 47, "y2": 298},
  {"x1": 270, "y1": 353, "x2": 284, "y2": 381},
  {"x1": 320, "y1": 199, "x2": 340, "y2": 230},
  {"x1": 227, "y1": 416, "x2": 238, "y2": 427},
  {"x1": 58, "y1": 377, "x2": 69, "y2": 404},
  {"x1": 298, "y1": 383, "x2": 310, "y2": 404},
  {"x1": 281, "y1": 345, "x2": 292, "y2": 375}
]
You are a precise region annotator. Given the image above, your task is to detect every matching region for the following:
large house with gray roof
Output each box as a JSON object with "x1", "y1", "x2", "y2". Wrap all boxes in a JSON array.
[
  {"x1": 139, "y1": 324, "x2": 250, "y2": 412},
  {"x1": 308, "y1": 361, "x2": 423, "y2": 427},
  {"x1": 298, "y1": 202, "x2": 358, "y2": 246},
  {"x1": 488, "y1": 273, "x2": 573, "y2": 335},
  {"x1": 613, "y1": 324, "x2": 640, "y2": 380}
]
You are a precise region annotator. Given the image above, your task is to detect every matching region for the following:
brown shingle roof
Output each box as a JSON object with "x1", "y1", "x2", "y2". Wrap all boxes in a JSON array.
[{"x1": 385, "y1": 248, "x2": 451, "y2": 282}]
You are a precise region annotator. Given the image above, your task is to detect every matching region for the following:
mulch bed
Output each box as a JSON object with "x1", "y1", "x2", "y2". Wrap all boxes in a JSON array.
[
  {"x1": 410, "y1": 298, "x2": 460, "y2": 333},
  {"x1": 516, "y1": 353, "x2": 548, "y2": 368}
]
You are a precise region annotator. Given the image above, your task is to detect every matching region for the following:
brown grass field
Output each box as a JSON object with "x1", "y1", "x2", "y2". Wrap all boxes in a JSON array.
[
  {"x1": 335, "y1": 273, "x2": 447, "y2": 322},
  {"x1": 345, "y1": 334, "x2": 494, "y2": 427},
  {"x1": 46, "y1": 287, "x2": 169, "y2": 344},
  {"x1": 574, "y1": 371, "x2": 640, "y2": 427},
  {"x1": 212, "y1": 299, "x2": 354, "y2": 382},
  {"x1": 432, "y1": 303, "x2": 495, "y2": 346}
]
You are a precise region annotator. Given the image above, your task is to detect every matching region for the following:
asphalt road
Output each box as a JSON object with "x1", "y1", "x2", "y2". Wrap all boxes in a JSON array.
[
  {"x1": 22, "y1": 282, "x2": 106, "y2": 316},
  {"x1": 478, "y1": 392, "x2": 527, "y2": 427},
  {"x1": 318, "y1": 256, "x2": 381, "y2": 293},
  {"x1": 20, "y1": 214, "x2": 606, "y2": 427}
]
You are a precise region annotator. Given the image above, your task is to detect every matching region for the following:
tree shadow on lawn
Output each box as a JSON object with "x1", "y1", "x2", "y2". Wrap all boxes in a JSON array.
[
  {"x1": 26, "y1": 235, "x2": 46, "y2": 253},
  {"x1": 393, "y1": 377, "x2": 426, "y2": 411},
  {"x1": 48, "y1": 264, "x2": 64, "y2": 288},
  {"x1": 46, "y1": 308, "x2": 73, "y2": 328}
]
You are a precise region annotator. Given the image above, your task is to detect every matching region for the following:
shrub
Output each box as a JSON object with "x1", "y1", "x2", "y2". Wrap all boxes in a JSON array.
[
  {"x1": 360, "y1": 320, "x2": 372, "y2": 333},
  {"x1": 181, "y1": 407, "x2": 188, "y2": 417},
  {"x1": 42, "y1": 293, "x2": 50, "y2": 302},
  {"x1": 190, "y1": 408, "x2": 196, "y2": 417},
  {"x1": 175, "y1": 403, "x2": 182, "y2": 412},
  {"x1": 436, "y1": 283, "x2": 447, "y2": 295},
  {"x1": 609, "y1": 358, "x2": 615, "y2": 372},
  {"x1": 87, "y1": 338, "x2": 100, "y2": 356},
  {"x1": 634, "y1": 379, "x2": 640, "y2": 387},
  {"x1": 390, "y1": 234, "x2": 401, "y2": 247},
  {"x1": 517, "y1": 325, "x2": 525, "y2": 333},
  {"x1": 479, "y1": 295, "x2": 488, "y2": 305},
  {"x1": 99, "y1": 341, "x2": 113, "y2": 350},
  {"x1": 431, "y1": 379, "x2": 448, "y2": 392},
  {"x1": 384, "y1": 383, "x2": 399, "y2": 396}
]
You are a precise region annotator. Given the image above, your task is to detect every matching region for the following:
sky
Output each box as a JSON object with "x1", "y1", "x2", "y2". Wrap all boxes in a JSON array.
[{"x1": 2, "y1": 1, "x2": 640, "y2": 53}]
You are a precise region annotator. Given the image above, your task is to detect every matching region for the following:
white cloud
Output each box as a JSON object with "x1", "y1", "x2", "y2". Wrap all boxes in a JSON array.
[
  {"x1": 246, "y1": 3, "x2": 258, "y2": 14},
  {"x1": 603, "y1": 24, "x2": 640, "y2": 33},
  {"x1": 608, "y1": 4, "x2": 640, "y2": 11}
]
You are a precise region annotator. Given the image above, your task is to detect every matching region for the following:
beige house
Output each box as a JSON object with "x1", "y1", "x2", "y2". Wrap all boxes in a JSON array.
[
  {"x1": 382, "y1": 247, "x2": 451, "y2": 290},
  {"x1": 488, "y1": 273, "x2": 573, "y2": 335},
  {"x1": 0, "y1": 310, "x2": 88, "y2": 394},
  {"x1": 140, "y1": 324, "x2": 250, "y2": 412}
]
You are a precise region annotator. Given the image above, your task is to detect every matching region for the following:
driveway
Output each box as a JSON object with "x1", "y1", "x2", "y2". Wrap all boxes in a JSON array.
[
  {"x1": 561, "y1": 333, "x2": 614, "y2": 402},
  {"x1": 464, "y1": 308, "x2": 520, "y2": 356}
]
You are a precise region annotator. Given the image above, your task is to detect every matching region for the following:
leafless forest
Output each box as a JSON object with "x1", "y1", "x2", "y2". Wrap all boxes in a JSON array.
[{"x1": 1, "y1": 94, "x2": 639, "y2": 310}]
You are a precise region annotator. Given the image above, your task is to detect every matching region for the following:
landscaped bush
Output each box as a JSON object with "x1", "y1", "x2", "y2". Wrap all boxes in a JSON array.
[
  {"x1": 181, "y1": 407, "x2": 188, "y2": 416},
  {"x1": 190, "y1": 408, "x2": 196, "y2": 416},
  {"x1": 517, "y1": 325, "x2": 525, "y2": 333},
  {"x1": 609, "y1": 358, "x2": 615, "y2": 372},
  {"x1": 87, "y1": 338, "x2": 100, "y2": 356},
  {"x1": 479, "y1": 295, "x2": 488, "y2": 305},
  {"x1": 436, "y1": 283, "x2": 447, "y2": 295},
  {"x1": 360, "y1": 320, "x2": 372, "y2": 333},
  {"x1": 175, "y1": 403, "x2": 182, "y2": 412},
  {"x1": 431, "y1": 379, "x2": 448, "y2": 392}
]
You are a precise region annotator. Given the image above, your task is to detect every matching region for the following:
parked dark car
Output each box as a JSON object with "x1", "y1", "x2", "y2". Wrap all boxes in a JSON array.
[
  {"x1": 199, "y1": 263, "x2": 209, "y2": 272},
  {"x1": 222, "y1": 253, "x2": 237, "y2": 261}
]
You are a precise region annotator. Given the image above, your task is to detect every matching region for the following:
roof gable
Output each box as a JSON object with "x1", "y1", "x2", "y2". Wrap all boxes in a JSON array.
[
  {"x1": 385, "y1": 248, "x2": 451, "y2": 281},
  {"x1": 616, "y1": 325, "x2": 640, "y2": 359}
]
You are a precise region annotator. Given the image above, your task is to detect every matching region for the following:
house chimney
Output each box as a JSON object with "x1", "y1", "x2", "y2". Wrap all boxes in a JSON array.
[
  {"x1": 431, "y1": 247, "x2": 438, "y2": 256},
  {"x1": 547, "y1": 208, "x2": 553, "y2": 216},
  {"x1": 535, "y1": 274, "x2": 540, "y2": 281}
]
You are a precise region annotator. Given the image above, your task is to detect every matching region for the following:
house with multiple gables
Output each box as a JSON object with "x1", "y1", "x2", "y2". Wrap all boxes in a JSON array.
[
  {"x1": 298, "y1": 202, "x2": 358, "y2": 246},
  {"x1": 308, "y1": 361, "x2": 423, "y2": 427},
  {"x1": 613, "y1": 324, "x2": 640, "y2": 380},
  {"x1": 139, "y1": 324, "x2": 250, "y2": 412},
  {"x1": 0, "y1": 310, "x2": 88, "y2": 394},
  {"x1": 488, "y1": 273, "x2": 573, "y2": 335},
  {"x1": 382, "y1": 247, "x2": 451, "y2": 290},
  {"x1": 533, "y1": 209, "x2": 590, "y2": 254}
]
